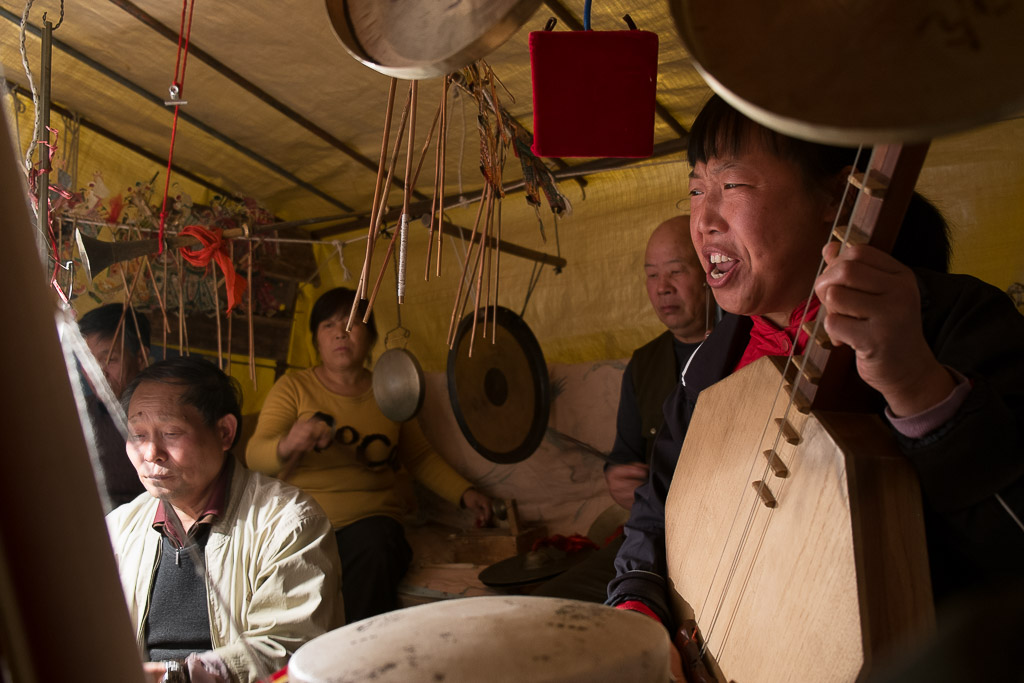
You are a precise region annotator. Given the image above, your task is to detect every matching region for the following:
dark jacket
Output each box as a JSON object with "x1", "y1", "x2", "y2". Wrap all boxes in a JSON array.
[
  {"x1": 608, "y1": 270, "x2": 1024, "y2": 626},
  {"x1": 608, "y1": 331, "x2": 686, "y2": 467}
]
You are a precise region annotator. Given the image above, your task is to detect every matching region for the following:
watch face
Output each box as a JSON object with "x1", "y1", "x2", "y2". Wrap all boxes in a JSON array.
[{"x1": 325, "y1": 0, "x2": 542, "y2": 78}]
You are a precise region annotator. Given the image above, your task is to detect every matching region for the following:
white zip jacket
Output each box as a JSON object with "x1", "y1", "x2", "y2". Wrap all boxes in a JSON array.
[{"x1": 107, "y1": 462, "x2": 343, "y2": 682}]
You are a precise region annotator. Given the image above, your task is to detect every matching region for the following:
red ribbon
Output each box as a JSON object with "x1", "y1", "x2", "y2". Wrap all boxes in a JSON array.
[
  {"x1": 530, "y1": 533, "x2": 599, "y2": 554},
  {"x1": 179, "y1": 225, "x2": 247, "y2": 314}
]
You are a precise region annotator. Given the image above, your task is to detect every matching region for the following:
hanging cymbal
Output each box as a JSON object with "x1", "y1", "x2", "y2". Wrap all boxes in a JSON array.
[
  {"x1": 670, "y1": 1, "x2": 1024, "y2": 145},
  {"x1": 447, "y1": 306, "x2": 550, "y2": 464},
  {"x1": 325, "y1": 0, "x2": 543, "y2": 80},
  {"x1": 373, "y1": 347, "x2": 425, "y2": 423}
]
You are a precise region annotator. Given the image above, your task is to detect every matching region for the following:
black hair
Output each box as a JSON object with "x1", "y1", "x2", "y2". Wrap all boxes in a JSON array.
[
  {"x1": 688, "y1": 95, "x2": 857, "y2": 197},
  {"x1": 308, "y1": 287, "x2": 378, "y2": 349},
  {"x1": 121, "y1": 356, "x2": 243, "y2": 448},
  {"x1": 892, "y1": 193, "x2": 952, "y2": 274},
  {"x1": 79, "y1": 303, "x2": 151, "y2": 354},
  {"x1": 688, "y1": 94, "x2": 951, "y2": 273}
]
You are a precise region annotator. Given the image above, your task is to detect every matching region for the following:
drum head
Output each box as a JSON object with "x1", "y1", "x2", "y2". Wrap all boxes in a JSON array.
[
  {"x1": 287, "y1": 596, "x2": 671, "y2": 683},
  {"x1": 447, "y1": 306, "x2": 550, "y2": 464},
  {"x1": 325, "y1": 0, "x2": 543, "y2": 79},
  {"x1": 671, "y1": 1, "x2": 1024, "y2": 144}
]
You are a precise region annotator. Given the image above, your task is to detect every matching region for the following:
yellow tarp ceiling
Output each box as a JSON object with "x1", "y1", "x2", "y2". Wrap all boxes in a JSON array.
[{"x1": 2, "y1": 0, "x2": 1022, "y2": 377}]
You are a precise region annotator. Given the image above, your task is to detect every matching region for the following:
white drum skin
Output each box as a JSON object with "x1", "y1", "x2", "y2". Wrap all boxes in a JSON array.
[{"x1": 288, "y1": 596, "x2": 671, "y2": 683}]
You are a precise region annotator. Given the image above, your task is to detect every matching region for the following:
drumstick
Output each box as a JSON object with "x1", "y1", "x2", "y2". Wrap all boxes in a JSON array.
[
  {"x1": 397, "y1": 80, "x2": 418, "y2": 305},
  {"x1": 355, "y1": 77, "x2": 398, "y2": 302},
  {"x1": 436, "y1": 74, "x2": 450, "y2": 278},
  {"x1": 354, "y1": 85, "x2": 412, "y2": 324},
  {"x1": 446, "y1": 184, "x2": 490, "y2": 347},
  {"x1": 493, "y1": 198, "x2": 501, "y2": 342},
  {"x1": 425, "y1": 77, "x2": 445, "y2": 280},
  {"x1": 468, "y1": 188, "x2": 493, "y2": 355}
]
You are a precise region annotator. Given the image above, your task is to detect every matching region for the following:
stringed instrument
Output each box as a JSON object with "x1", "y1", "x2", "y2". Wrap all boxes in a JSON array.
[
  {"x1": 664, "y1": 145, "x2": 933, "y2": 683},
  {"x1": 663, "y1": 2, "x2": 1024, "y2": 680}
]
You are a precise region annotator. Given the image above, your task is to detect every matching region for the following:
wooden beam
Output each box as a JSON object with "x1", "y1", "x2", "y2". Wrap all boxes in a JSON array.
[
  {"x1": 105, "y1": 0, "x2": 427, "y2": 203},
  {"x1": 5, "y1": 81, "x2": 236, "y2": 199},
  {"x1": 310, "y1": 136, "x2": 688, "y2": 241},
  {"x1": 152, "y1": 311, "x2": 292, "y2": 361},
  {"x1": 438, "y1": 219, "x2": 567, "y2": 271},
  {"x1": 0, "y1": 7, "x2": 355, "y2": 213}
]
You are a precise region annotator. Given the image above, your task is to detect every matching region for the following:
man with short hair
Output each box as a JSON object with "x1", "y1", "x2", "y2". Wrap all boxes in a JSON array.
[
  {"x1": 79, "y1": 303, "x2": 150, "y2": 507},
  {"x1": 605, "y1": 215, "x2": 712, "y2": 510},
  {"x1": 535, "y1": 216, "x2": 711, "y2": 603},
  {"x1": 107, "y1": 357, "x2": 342, "y2": 683}
]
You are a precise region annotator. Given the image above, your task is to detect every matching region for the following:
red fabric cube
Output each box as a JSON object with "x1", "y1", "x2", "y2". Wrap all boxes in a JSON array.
[{"x1": 530, "y1": 29, "x2": 659, "y2": 158}]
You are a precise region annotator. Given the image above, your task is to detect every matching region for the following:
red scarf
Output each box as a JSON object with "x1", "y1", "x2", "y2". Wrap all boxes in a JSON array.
[{"x1": 736, "y1": 297, "x2": 821, "y2": 371}]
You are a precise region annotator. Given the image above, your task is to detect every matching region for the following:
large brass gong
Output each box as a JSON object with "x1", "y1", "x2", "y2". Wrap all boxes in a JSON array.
[{"x1": 447, "y1": 306, "x2": 550, "y2": 464}]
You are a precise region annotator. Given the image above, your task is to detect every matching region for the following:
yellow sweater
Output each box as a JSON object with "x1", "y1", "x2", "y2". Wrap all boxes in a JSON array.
[{"x1": 246, "y1": 368, "x2": 472, "y2": 529}]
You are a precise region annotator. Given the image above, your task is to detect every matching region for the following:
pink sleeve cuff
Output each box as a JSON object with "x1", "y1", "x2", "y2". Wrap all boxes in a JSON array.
[
  {"x1": 616, "y1": 600, "x2": 662, "y2": 624},
  {"x1": 885, "y1": 367, "x2": 972, "y2": 439}
]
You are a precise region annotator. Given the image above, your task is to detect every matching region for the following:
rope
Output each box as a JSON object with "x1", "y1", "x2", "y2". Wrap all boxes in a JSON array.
[
  {"x1": 19, "y1": 0, "x2": 39, "y2": 177},
  {"x1": 156, "y1": 0, "x2": 197, "y2": 255}
]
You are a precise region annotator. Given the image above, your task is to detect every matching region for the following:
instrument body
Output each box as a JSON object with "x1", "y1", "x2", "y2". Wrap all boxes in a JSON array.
[{"x1": 664, "y1": 357, "x2": 933, "y2": 682}]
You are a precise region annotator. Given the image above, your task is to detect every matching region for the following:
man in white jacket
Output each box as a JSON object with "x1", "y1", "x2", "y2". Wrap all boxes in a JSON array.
[{"x1": 107, "y1": 356, "x2": 342, "y2": 683}]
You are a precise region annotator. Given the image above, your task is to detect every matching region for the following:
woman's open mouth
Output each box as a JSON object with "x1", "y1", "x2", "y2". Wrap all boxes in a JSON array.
[{"x1": 708, "y1": 252, "x2": 738, "y2": 282}]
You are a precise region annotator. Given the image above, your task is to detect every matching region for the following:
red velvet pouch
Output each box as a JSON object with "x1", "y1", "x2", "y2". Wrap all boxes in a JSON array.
[{"x1": 529, "y1": 28, "x2": 659, "y2": 158}]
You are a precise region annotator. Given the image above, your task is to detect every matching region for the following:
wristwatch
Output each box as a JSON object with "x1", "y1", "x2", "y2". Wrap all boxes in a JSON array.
[{"x1": 161, "y1": 660, "x2": 190, "y2": 683}]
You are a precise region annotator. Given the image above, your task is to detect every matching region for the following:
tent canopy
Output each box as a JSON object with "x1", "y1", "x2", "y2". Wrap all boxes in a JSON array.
[{"x1": 2, "y1": 0, "x2": 1022, "y2": 376}]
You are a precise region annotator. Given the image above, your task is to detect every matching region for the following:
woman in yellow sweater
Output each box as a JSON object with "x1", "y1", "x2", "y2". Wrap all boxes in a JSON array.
[{"x1": 247, "y1": 287, "x2": 491, "y2": 622}]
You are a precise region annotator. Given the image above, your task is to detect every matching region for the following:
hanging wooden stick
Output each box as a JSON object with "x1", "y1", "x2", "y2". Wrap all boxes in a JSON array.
[
  {"x1": 176, "y1": 250, "x2": 186, "y2": 353},
  {"x1": 436, "y1": 75, "x2": 450, "y2": 277},
  {"x1": 247, "y1": 239, "x2": 256, "y2": 390},
  {"x1": 411, "y1": 96, "x2": 441, "y2": 202},
  {"x1": 397, "y1": 80, "x2": 418, "y2": 305},
  {"x1": 104, "y1": 256, "x2": 151, "y2": 367},
  {"x1": 366, "y1": 80, "x2": 428, "y2": 317},
  {"x1": 493, "y1": 198, "x2": 502, "y2": 342},
  {"x1": 115, "y1": 267, "x2": 151, "y2": 368},
  {"x1": 355, "y1": 77, "x2": 398, "y2": 302},
  {"x1": 468, "y1": 189, "x2": 494, "y2": 355},
  {"x1": 349, "y1": 84, "x2": 413, "y2": 329},
  {"x1": 139, "y1": 254, "x2": 171, "y2": 336},
  {"x1": 226, "y1": 241, "x2": 234, "y2": 375},
  {"x1": 212, "y1": 265, "x2": 223, "y2": 369},
  {"x1": 446, "y1": 183, "x2": 490, "y2": 347},
  {"x1": 162, "y1": 247, "x2": 168, "y2": 352},
  {"x1": 425, "y1": 76, "x2": 446, "y2": 280},
  {"x1": 483, "y1": 195, "x2": 493, "y2": 339}
]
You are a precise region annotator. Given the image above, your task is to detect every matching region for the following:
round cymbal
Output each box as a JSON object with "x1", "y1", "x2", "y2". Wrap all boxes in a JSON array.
[
  {"x1": 325, "y1": 0, "x2": 543, "y2": 79},
  {"x1": 478, "y1": 546, "x2": 594, "y2": 587},
  {"x1": 671, "y1": 1, "x2": 1024, "y2": 144},
  {"x1": 373, "y1": 348, "x2": 425, "y2": 423}
]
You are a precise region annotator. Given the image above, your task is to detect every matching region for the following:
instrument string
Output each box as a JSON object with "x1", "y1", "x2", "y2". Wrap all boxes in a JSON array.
[
  {"x1": 699, "y1": 147, "x2": 867, "y2": 659},
  {"x1": 995, "y1": 493, "x2": 1024, "y2": 533}
]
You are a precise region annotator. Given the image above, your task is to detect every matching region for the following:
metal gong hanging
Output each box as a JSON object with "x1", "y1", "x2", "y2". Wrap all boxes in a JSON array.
[
  {"x1": 325, "y1": 0, "x2": 543, "y2": 80},
  {"x1": 447, "y1": 306, "x2": 550, "y2": 464},
  {"x1": 669, "y1": 0, "x2": 1024, "y2": 145}
]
